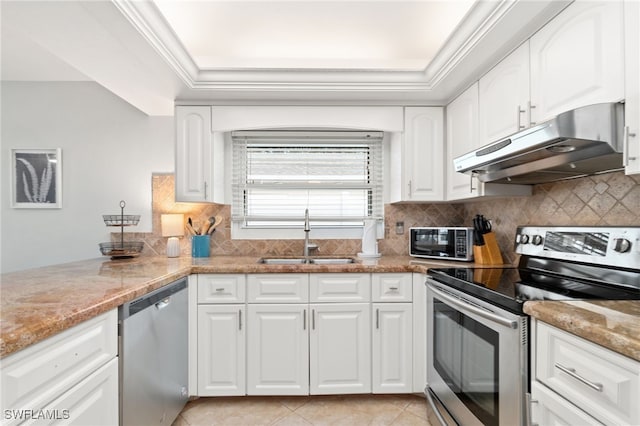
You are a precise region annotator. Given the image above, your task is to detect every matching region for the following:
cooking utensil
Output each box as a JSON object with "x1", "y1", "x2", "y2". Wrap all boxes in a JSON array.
[
  {"x1": 207, "y1": 216, "x2": 222, "y2": 235},
  {"x1": 186, "y1": 217, "x2": 198, "y2": 235}
]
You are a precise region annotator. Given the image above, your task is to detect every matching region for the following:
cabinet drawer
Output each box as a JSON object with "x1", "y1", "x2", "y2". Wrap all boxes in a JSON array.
[
  {"x1": 1, "y1": 310, "x2": 117, "y2": 420},
  {"x1": 247, "y1": 274, "x2": 309, "y2": 303},
  {"x1": 198, "y1": 274, "x2": 246, "y2": 303},
  {"x1": 372, "y1": 273, "x2": 412, "y2": 302},
  {"x1": 535, "y1": 322, "x2": 640, "y2": 425},
  {"x1": 531, "y1": 381, "x2": 601, "y2": 426},
  {"x1": 310, "y1": 273, "x2": 371, "y2": 302}
]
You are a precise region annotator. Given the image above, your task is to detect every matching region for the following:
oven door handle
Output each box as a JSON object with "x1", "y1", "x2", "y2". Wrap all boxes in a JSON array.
[{"x1": 429, "y1": 283, "x2": 518, "y2": 329}]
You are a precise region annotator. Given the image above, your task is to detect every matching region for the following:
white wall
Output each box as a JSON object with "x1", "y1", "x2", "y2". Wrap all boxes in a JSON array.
[{"x1": 1, "y1": 82, "x2": 174, "y2": 273}]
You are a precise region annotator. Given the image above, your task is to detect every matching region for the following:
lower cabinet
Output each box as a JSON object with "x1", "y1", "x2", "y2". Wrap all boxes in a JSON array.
[
  {"x1": 373, "y1": 303, "x2": 413, "y2": 393},
  {"x1": 197, "y1": 304, "x2": 246, "y2": 396},
  {"x1": 531, "y1": 381, "x2": 601, "y2": 425},
  {"x1": 1, "y1": 310, "x2": 118, "y2": 426},
  {"x1": 310, "y1": 303, "x2": 371, "y2": 394},
  {"x1": 247, "y1": 304, "x2": 309, "y2": 395},
  {"x1": 531, "y1": 320, "x2": 640, "y2": 425},
  {"x1": 194, "y1": 272, "x2": 416, "y2": 397}
]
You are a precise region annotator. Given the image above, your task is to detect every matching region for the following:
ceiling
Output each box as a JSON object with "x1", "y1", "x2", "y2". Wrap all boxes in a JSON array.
[{"x1": 0, "y1": 1, "x2": 571, "y2": 116}]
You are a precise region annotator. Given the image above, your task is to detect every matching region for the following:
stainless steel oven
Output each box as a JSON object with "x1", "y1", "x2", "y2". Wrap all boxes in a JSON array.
[
  {"x1": 425, "y1": 226, "x2": 640, "y2": 426},
  {"x1": 426, "y1": 279, "x2": 528, "y2": 426}
]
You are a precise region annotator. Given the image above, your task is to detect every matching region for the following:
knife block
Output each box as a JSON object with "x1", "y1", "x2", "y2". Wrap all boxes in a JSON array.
[{"x1": 473, "y1": 232, "x2": 504, "y2": 265}]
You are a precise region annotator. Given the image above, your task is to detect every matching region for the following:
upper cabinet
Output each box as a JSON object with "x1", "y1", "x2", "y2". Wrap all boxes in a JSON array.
[
  {"x1": 447, "y1": 84, "x2": 532, "y2": 201},
  {"x1": 529, "y1": 0, "x2": 625, "y2": 124},
  {"x1": 479, "y1": 42, "x2": 530, "y2": 146},
  {"x1": 446, "y1": 83, "x2": 480, "y2": 200},
  {"x1": 175, "y1": 106, "x2": 224, "y2": 203},
  {"x1": 400, "y1": 107, "x2": 445, "y2": 202},
  {"x1": 624, "y1": 0, "x2": 640, "y2": 174}
]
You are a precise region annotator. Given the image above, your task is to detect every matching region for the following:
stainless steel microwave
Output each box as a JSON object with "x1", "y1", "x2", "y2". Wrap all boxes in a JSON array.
[{"x1": 409, "y1": 227, "x2": 474, "y2": 261}]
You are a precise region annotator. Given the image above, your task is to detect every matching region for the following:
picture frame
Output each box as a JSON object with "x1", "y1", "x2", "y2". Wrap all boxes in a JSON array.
[{"x1": 11, "y1": 148, "x2": 62, "y2": 208}]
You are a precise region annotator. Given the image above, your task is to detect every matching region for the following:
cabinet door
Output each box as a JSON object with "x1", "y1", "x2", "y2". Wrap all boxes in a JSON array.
[
  {"x1": 247, "y1": 304, "x2": 309, "y2": 395},
  {"x1": 531, "y1": 381, "x2": 602, "y2": 426},
  {"x1": 530, "y1": 0, "x2": 624, "y2": 124},
  {"x1": 310, "y1": 303, "x2": 371, "y2": 394},
  {"x1": 446, "y1": 83, "x2": 480, "y2": 200},
  {"x1": 625, "y1": 0, "x2": 640, "y2": 175},
  {"x1": 403, "y1": 107, "x2": 444, "y2": 201},
  {"x1": 175, "y1": 106, "x2": 213, "y2": 202},
  {"x1": 29, "y1": 358, "x2": 119, "y2": 426},
  {"x1": 479, "y1": 42, "x2": 530, "y2": 145},
  {"x1": 197, "y1": 305, "x2": 245, "y2": 396},
  {"x1": 372, "y1": 303, "x2": 412, "y2": 393}
]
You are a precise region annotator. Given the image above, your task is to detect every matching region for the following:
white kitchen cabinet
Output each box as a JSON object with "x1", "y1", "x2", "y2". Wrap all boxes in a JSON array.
[
  {"x1": 530, "y1": 381, "x2": 602, "y2": 426},
  {"x1": 195, "y1": 274, "x2": 246, "y2": 396},
  {"x1": 479, "y1": 42, "x2": 530, "y2": 146},
  {"x1": 446, "y1": 83, "x2": 531, "y2": 201},
  {"x1": 310, "y1": 273, "x2": 370, "y2": 303},
  {"x1": 412, "y1": 273, "x2": 427, "y2": 393},
  {"x1": 1, "y1": 310, "x2": 118, "y2": 426},
  {"x1": 247, "y1": 273, "x2": 309, "y2": 303},
  {"x1": 400, "y1": 107, "x2": 445, "y2": 202},
  {"x1": 532, "y1": 320, "x2": 640, "y2": 425},
  {"x1": 197, "y1": 304, "x2": 245, "y2": 396},
  {"x1": 309, "y1": 303, "x2": 371, "y2": 394},
  {"x1": 624, "y1": 0, "x2": 640, "y2": 175},
  {"x1": 446, "y1": 83, "x2": 481, "y2": 200},
  {"x1": 372, "y1": 303, "x2": 412, "y2": 393},
  {"x1": 175, "y1": 106, "x2": 224, "y2": 203},
  {"x1": 529, "y1": 0, "x2": 624, "y2": 124},
  {"x1": 246, "y1": 304, "x2": 309, "y2": 395},
  {"x1": 32, "y1": 358, "x2": 119, "y2": 426},
  {"x1": 372, "y1": 273, "x2": 412, "y2": 303}
]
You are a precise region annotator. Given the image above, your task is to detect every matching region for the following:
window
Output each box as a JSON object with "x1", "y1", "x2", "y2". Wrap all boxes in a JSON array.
[{"x1": 232, "y1": 130, "x2": 383, "y2": 236}]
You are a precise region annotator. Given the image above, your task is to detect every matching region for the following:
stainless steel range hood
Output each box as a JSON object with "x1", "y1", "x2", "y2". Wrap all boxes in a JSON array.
[{"x1": 453, "y1": 103, "x2": 624, "y2": 184}]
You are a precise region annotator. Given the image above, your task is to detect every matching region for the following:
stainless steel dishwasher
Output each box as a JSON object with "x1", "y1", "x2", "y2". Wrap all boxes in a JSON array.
[{"x1": 119, "y1": 277, "x2": 188, "y2": 426}]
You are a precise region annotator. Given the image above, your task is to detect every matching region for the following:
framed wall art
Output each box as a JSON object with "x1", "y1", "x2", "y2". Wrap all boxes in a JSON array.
[{"x1": 11, "y1": 148, "x2": 62, "y2": 208}]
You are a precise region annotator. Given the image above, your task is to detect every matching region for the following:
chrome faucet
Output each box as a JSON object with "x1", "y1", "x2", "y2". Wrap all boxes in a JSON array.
[
  {"x1": 303, "y1": 209, "x2": 318, "y2": 259},
  {"x1": 304, "y1": 209, "x2": 311, "y2": 258}
]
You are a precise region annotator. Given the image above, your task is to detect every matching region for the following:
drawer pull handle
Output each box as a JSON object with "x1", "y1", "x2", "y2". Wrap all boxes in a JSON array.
[
  {"x1": 554, "y1": 363, "x2": 603, "y2": 392},
  {"x1": 215, "y1": 288, "x2": 225, "y2": 292},
  {"x1": 388, "y1": 286, "x2": 398, "y2": 291}
]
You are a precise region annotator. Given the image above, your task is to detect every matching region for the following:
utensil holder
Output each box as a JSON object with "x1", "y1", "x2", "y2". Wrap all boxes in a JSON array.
[{"x1": 191, "y1": 235, "x2": 210, "y2": 258}]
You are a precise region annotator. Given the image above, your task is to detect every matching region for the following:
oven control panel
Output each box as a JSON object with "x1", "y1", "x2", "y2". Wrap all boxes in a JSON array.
[{"x1": 514, "y1": 226, "x2": 640, "y2": 268}]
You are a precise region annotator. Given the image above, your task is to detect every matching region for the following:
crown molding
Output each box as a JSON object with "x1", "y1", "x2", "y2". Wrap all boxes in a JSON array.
[{"x1": 112, "y1": 0, "x2": 567, "y2": 96}]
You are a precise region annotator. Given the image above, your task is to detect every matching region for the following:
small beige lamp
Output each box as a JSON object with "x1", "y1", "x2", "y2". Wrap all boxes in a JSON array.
[{"x1": 161, "y1": 214, "x2": 184, "y2": 258}]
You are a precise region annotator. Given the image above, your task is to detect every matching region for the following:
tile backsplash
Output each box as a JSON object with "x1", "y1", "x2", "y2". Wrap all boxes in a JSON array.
[{"x1": 124, "y1": 172, "x2": 640, "y2": 263}]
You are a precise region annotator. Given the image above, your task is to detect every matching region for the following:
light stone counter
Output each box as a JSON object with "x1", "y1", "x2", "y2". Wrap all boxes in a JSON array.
[
  {"x1": 524, "y1": 300, "x2": 640, "y2": 362},
  {"x1": 1, "y1": 255, "x2": 461, "y2": 358},
  {"x1": 5, "y1": 255, "x2": 636, "y2": 362}
]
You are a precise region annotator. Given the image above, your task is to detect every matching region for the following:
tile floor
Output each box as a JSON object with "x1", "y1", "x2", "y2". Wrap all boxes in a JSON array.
[{"x1": 173, "y1": 394, "x2": 434, "y2": 425}]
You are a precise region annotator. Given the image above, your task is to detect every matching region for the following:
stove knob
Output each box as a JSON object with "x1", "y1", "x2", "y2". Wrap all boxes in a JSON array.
[
  {"x1": 613, "y1": 238, "x2": 631, "y2": 253},
  {"x1": 531, "y1": 235, "x2": 543, "y2": 246},
  {"x1": 517, "y1": 234, "x2": 529, "y2": 244}
]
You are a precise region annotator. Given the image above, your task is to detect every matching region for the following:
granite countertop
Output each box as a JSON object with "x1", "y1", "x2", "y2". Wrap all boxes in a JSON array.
[
  {"x1": 1, "y1": 255, "x2": 459, "y2": 358},
  {"x1": 3, "y1": 256, "x2": 638, "y2": 363},
  {"x1": 524, "y1": 300, "x2": 640, "y2": 362}
]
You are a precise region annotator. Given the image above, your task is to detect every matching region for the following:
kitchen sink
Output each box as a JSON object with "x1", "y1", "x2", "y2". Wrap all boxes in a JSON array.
[
  {"x1": 258, "y1": 258, "x2": 308, "y2": 265},
  {"x1": 258, "y1": 257, "x2": 355, "y2": 265},
  {"x1": 310, "y1": 258, "x2": 355, "y2": 265}
]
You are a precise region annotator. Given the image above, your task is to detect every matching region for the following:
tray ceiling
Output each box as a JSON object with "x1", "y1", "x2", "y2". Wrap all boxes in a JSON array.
[{"x1": 1, "y1": 1, "x2": 571, "y2": 115}]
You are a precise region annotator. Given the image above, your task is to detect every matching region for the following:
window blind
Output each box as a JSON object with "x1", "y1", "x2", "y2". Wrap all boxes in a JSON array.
[{"x1": 232, "y1": 130, "x2": 384, "y2": 228}]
